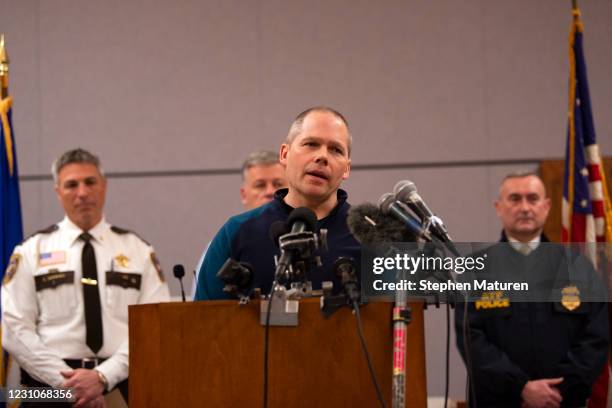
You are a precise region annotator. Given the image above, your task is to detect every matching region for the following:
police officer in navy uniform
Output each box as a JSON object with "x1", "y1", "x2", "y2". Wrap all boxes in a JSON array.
[
  {"x1": 2, "y1": 148, "x2": 170, "y2": 407},
  {"x1": 455, "y1": 172, "x2": 608, "y2": 408}
]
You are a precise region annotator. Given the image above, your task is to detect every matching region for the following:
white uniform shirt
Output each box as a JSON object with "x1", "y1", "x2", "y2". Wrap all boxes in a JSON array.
[{"x1": 1, "y1": 217, "x2": 170, "y2": 389}]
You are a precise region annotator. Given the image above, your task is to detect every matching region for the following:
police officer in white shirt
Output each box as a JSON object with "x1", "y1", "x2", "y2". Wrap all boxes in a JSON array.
[{"x1": 2, "y1": 148, "x2": 170, "y2": 407}]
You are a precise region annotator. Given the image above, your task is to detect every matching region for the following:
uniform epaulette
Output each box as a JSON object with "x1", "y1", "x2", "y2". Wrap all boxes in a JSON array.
[
  {"x1": 110, "y1": 225, "x2": 151, "y2": 246},
  {"x1": 21, "y1": 224, "x2": 59, "y2": 244}
]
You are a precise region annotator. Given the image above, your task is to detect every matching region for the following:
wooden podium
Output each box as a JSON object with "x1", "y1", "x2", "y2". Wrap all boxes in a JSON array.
[{"x1": 129, "y1": 299, "x2": 427, "y2": 407}]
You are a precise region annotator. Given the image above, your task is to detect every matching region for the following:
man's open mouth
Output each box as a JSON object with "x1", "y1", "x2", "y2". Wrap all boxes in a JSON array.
[{"x1": 306, "y1": 170, "x2": 329, "y2": 181}]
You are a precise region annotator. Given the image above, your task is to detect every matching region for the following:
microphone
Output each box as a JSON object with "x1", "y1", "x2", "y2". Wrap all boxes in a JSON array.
[
  {"x1": 273, "y1": 207, "x2": 319, "y2": 283},
  {"x1": 378, "y1": 193, "x2": 434, "y2": 242},
  {"x1": 173, "y1": 264, "x2": 186, "y2": 302},
  {"x1": 347, "y1": 202, "x2": 414, "y2": 246},
  {"x1": 287, "y1": 207, "x2": 317, "y2": 234},
  {"x1": 216, "y1": 258, "x2": 253, "y2": 297},
  {"x1": 333, "y1": 257, "x2": 360, "y2": 302},
  {"x1": 268, "y1": 220, "x2": 289, "y2": 248},
  {"x1": 393, "y1": 180, "x2": 453, "y2": 243}
]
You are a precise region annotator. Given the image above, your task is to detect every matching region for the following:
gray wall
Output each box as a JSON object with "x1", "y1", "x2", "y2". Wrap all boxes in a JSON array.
[{"x1": 2, "y1": 0, "x2": 611, "y2": 400}]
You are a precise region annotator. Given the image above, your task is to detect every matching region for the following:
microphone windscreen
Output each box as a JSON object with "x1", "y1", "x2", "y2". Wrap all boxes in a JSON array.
[
  {"x1": 173, "y1": 264, "x2": 185, "y2": 279},
  {"x1": 268, "y1": 220, "x2": 288, "y2": 247},
  {"x1": 347, "y1": 202, "x2": 413, "y2": 245},
  {"x1": 287, "y1": 207, "x2": 317, "y2": 232}
]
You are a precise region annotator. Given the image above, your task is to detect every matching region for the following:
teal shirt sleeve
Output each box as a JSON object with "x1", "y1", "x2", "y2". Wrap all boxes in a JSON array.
[
  {"x1": 194, "y1": 206, "x2": 269, "y2": 300},
  {"x1": 194, "y1": 217, "x2": 242, "y2": 300}
]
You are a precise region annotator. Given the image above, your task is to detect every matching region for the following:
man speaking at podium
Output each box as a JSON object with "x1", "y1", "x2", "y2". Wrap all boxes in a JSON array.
[
  {"x1": 194, "y1": 107, "x2": 361, "y2": 300},
  {"x1": 2, "y1": 149, "x2": 170, "y2": 407}
]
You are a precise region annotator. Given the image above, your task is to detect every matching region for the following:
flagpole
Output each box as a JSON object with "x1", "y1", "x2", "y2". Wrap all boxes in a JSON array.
[{"x1": 0, "y1": 34, "x2": 9, "y2": 100}]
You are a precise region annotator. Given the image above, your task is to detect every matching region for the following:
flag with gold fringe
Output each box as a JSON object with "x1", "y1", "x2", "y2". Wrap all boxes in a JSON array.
[{"x1": 561, "y1": 6, "x2": 612, "y2": 408}]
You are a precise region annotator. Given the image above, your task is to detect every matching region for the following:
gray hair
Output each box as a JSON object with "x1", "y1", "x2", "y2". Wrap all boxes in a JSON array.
[
  {"x1": 241, "y1": 150, "x2": 280, "y2": 179},
  {"x1": 51, "y1": 148, "x2": 104, "y2": 184},
  {"x1": 286, "y1": 106, "x2": 352, "y2": 156}
]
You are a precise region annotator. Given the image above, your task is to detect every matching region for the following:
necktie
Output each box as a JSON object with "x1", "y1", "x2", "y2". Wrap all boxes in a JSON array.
[
  {"x1": 80, "y1": 232, "x2": 103, "y2": 354},
  {"x1": 518, "y1": 243, "x2": 532, "y2": 256}
]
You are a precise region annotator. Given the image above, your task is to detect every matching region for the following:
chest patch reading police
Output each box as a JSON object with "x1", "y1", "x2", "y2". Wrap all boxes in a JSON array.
[
  {"x1": 475, "y1": 291, "x2": 510, "y2": 310},
  {"x1": 38, "y1": 251, "x2": 67, "y2": 267},
  {"x1": 561, "y1": 285, "x2": 581, "y2": 311}
]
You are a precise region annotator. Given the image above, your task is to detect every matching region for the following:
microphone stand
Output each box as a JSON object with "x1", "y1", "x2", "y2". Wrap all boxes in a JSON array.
[{"x1": 392, "y1": 267, "x2": 411, "y2": 408}]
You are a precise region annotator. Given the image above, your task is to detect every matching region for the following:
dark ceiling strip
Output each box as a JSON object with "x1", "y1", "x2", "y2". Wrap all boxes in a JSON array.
[{"x1": 19, "y1": 157, "x2": 552, "y2": 182}]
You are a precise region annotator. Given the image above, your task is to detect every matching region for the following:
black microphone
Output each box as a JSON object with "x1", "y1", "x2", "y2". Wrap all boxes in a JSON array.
[
  {"x1": 287, "y1": 207, "x2": 317, "y2": 234},
  {"x1": 333, "y1": 257, "x2": 360, "y2": 302},
  {"x1": 268, "y1": 220, "x2": 289, "y2": 248},
  {"x1": 347, "y1": 202, "x2": 414, "y2": 246},
  {"x1": 173, "y1": 264, "x2": 186, "y2": 302},
  {"x1": 378, "y1": 193, "x2": 433, "y2": 242},
  {"x1": 216, "y1": 258, "x2": 253, "y2": 297},
  {"x1": 393, "y1": 180, "x2": 453, "y2": 243},
  {"x1": 273, "y1": 207, "x2": 318, "y2": 281}
]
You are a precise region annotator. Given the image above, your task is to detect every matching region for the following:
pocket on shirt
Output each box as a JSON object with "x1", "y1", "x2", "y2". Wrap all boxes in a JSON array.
[
  {"x1": 105, "y1": 271, "x2": 142, "y2": 322},
  {"x1": 35, "y1": 269, "x2": 77, "y2": 322}
]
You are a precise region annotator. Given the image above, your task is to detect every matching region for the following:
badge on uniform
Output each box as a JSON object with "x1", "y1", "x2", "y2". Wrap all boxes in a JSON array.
[
  {"x1": 3, "y1": 253, "x2": 21, "y2": 284},
  {"x1": 150, "y1": 252, "x2": 165, "y2": 282},
  {"x1": 38, "y1": 251, "x2": 67, "y2": 267},
  {"x1": 115, "y1": 254, "x2": 130, "y2": 268},
  {"x1": 561, "y1": 285, "x2": 581, "y2": 311}
]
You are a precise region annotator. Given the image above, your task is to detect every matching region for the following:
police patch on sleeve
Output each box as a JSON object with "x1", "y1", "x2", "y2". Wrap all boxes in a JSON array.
[
  {"x1": 3, "y1": 253, "x2": 21, "y2": 285},
  {"x1": 150, "y1": 252, "x2": 165, "y2": 282}
]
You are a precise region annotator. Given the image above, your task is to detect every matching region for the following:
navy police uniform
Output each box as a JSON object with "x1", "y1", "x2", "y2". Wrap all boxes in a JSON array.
[{"x1": 455, "y1": 233, "x2": 608, "y2": 407}]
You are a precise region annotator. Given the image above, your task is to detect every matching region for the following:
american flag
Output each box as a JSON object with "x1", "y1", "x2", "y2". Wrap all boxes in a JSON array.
[
  {"x1": 562, "y1": 7, "x2": 612, "y2": 408},
  {"x1": 562, "y1": 9, "x2": 612, "y2": 247}
]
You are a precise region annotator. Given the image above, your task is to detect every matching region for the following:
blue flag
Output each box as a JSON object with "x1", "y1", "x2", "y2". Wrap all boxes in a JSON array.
[{"x1": 0, "y1": 96, "x2": 23, "y2": 274}]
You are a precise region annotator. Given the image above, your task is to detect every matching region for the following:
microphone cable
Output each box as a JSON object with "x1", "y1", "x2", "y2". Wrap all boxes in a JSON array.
[
  {"x1": 462, "y1": 299, "x2": 477, "y2": 408},
  {"x1": 444, "y1": 302, "x2": 450, "y2": 408},
  {"x1": 351, "y1": 298, "x2": 387, "y2": 408},
  {"x1": 262, "y1": 278, "x2": 277, "y2": 408}
]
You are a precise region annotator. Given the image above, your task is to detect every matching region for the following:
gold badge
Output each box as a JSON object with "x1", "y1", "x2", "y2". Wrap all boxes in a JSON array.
[
  {"x1": 475, "y1": 291, "x2": 510, "y2": 310},
  {"x1": 561, "y1": 285, "x2": 581, "y2": 311},
  {"x1": 115, "y1": 254, "x2": 130, "y2": 268},
  {"x1": 3, "y1": 253, "x2": 21, "y2": 285},
  {"x1": 150, "y1": 252, "x2": 165, "y2": 282}
]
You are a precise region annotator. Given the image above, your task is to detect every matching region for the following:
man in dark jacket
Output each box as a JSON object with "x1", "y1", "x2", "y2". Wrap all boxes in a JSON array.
[
  {"x1": 455, "y1": 172, "x2": 608, "y2": 408},
  {"x1": 195, "y1": 106, "x2": 360, "y2": 300}
]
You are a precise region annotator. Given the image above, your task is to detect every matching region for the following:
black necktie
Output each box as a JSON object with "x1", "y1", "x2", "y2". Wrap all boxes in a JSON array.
[{"x1": 80, "y1": 232, "x2": 103, "y2": 354}]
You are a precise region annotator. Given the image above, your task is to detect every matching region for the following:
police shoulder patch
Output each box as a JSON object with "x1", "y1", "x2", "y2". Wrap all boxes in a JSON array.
[
  {"x1": 150, "y1": 252, "x2": 165, "y2": 282},
  {"x1": 3, "y1": 253, "x2": 21, "y2": 285}
]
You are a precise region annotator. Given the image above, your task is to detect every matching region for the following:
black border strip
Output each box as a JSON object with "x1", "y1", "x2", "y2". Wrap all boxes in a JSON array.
[{"x1": 19, "y1": 157, "x2": 549, "y2": 182}]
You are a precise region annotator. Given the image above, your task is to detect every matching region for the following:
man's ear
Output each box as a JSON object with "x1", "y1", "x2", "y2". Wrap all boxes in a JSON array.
[
  {"x1": 279, "y1": 144, "x2": 289, "y2": 166},
  {"x1": 543, "y1": 197, "x2": 551, "y2": 217},
  {"x1": 239, "y1": 186, "x2": 247, "y2": 206},
  {"x1": 342, "y1": 159, "x2": 351, "y2": 180}
]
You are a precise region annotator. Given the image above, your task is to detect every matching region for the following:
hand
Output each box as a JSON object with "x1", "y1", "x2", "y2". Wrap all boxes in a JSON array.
[
  {"x1": 61, "y1": 369, "x2": 105, "y2": 408},
  {"x1": 83, "y1": 394, "x2": 106, "y2": 408},
  {"x1": 521, "y1": 378, "x2": 563, "y2": 408}
]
